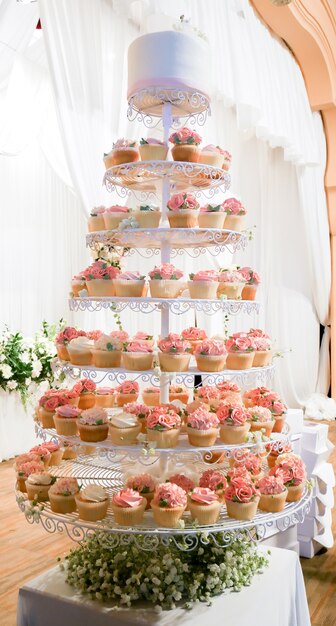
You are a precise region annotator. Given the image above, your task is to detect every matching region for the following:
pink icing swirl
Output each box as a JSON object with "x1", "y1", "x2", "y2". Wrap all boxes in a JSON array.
[
  {"x1": 168, "y1": 127, "x2": 201, "y2": 145},
  {"x1": 55, "y1": 404, "x2": 82, "y2": 418},
  {"x1": 78, "y1": 408, "x2": 108, "y2": 425},
  {"x1": 225, "y1": 336, "x2": 255, "y2": 353},
  {"x1": 181, "y1": 327, "x2": 207, "y2": 341},
  {"x1": 153, "y1": 483, "x2": 187, "y2": 508},
  {"x1": 133, "y1": 332, "x2": 153, "y2": 341},
  {"x1": 257, "y1": 475, "x2": 285, "y2": 495},
  {"x1": 225, "y1": 473, "x2": 259, "y2": 503},
  {"x1": 270, "y1": 454, "x2": 306, "y2": 486},
  {"x1": 222, "y1": 198, "x2": 246, "y2": 216},
  {"x1": 216, "y1": 403, "x2": 249, "y2": 426},
  {"x1": 123, "y1": 403, "x2": 150, "y2": 418},
  {"x1": 158, "y1": 334, "x2": 191, "y2": 354},
  {"x1": 167, "y1": 193, "x2": 199, "y2": 211},
  {"x1": 116, "y1": 380, "x2": 139, "y2": 394},
  {"x1": 187, "y1": 407, "x2": 219, "y2": 431},
  {"x1": 40, "y1": 441, "x2": 60, "y2": 453},
  {"x1": 233, "y1": 453, "x2": 262, "y2": 476},
  {"x1": 149, "y1": 263, "x2": 183, "y2": 280},
  {"x1": 189, "y1": 270, "x2": 219, "y2": 282},
  {"x1": 83, "y1": 261, "x2": 121, "y2": 281},
  {"x1": 216, "y1": 381, "x2": 241, "y2": 394},
  {"x1": 218, "y1": 270, "x2": 245, "y2": 284},
  {"x1": 126, "y1": 474, "x2": 156, "y2": 493},
  {"x1": 199, "y1": 469, "x2": 226, "y2": 491},
  {"x1": 112, "y1": 138, "x2": 137, "y2": 149},
  {"x1": 239, "y1": 268, "x2": 261, "y2": 285},
  {"x1": 126, "y1": 341, "x2": 153, "y2": 353},
  {"x1": 195, "y1": 385, "x2": 220, "y2": 401},
  {"x1": 194, "y1": 340, "x2": 226, "y2": 356},
  {"x1": 96, "y1": 387, "x2": 115, "y2": 396},
  {"x1": 147, "y1": 408, "x2": 181, "y2": 431},
  {"x1": 190, "y1": 487, "x2": 219, "y2": 504},
  {"x1": 118, "y1": 271, "x2": 145, "y2": 281},
  {"x1": 50, "y1": 478, "x2": 79, "y2": 496},
  {"x1": 169, "y1": 474, "x2": 195, "y2": 493},
  {"x1": 113, "y1": 488, "x2": 144, "y2": 508}
]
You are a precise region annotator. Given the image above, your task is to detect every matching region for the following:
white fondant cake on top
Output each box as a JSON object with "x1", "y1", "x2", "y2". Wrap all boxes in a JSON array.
[{"x1": 127, "y1": 30, "x2": 211, "y2": 100}]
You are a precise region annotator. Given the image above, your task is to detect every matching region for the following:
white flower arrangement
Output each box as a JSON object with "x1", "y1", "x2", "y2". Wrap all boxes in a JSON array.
[
  {"x1": 63, "y1": 532, "x2": 269, "y2": 609},
  {"x1": 118, "y1": 216, "x2": 139, "y2": 230}
]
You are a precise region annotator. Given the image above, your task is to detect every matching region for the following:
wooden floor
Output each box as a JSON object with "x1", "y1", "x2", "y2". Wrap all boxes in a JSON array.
[{"x1": 0, "y1": 423, "x2": 335, "y2": 626}]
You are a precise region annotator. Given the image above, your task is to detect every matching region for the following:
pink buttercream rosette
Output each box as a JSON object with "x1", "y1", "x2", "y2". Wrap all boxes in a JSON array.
[
  {"x1": 167, "y1": 193, "x2": 199, "y2": 211},
  {"x1": 78, "y1": 407, "x2": 108, "y2": 425},
  {"x1": 216, "y1": 404, "x2": 249, "y2": 426},
  {"x1": 148, "y1": 263, "x2": 183, "y2": 280},
  {"x1": 270, "y1": 454, "x2": 306, "y2": 486},
  {"x1": 222, "y1": 198, "x2": 247, "y2": 216},
  {"x1": 125, "y1": 341, "x2": 153, "y2": 353},
  {"x1": 187, "y1": 407, "x2": 219, "y2": 431},
  {"x1": 168, "y1": 127, "x2": 201, "y2": 145},
  {"x1": 181, "y1": 327, "x2": 207, "y2": 341},
  {"x1": 194, "y1": 340, "x2": 226, "y2": 356},
  {"x1": 190, "y1": 487, "x2": 219, "y2": 504},
  {"x1": 113, "y1": 488, "x2": 144, "y2": 508},
  {"x1": 199, "y1": 469, "x2": 226, "y2": 491},
  {"x1": 169, "y1": 474, "x2": 195, "y2": 494},
  {"x1": 126, "y1": 474, "x2": 156, "y2": 494},
  {"x1": 189, "y1": 270, "x2": 219, "y2": 282},
  {"x1": 50, "y1": 477, "x2": 79, "y2": 496},
  {"x1": 153, "y1": 483, "x2": 187, "y2": 508},
  {"x1": 147, "y1": 408, "x2": 181, "y2": 431},
  {"x1": 158, "y1": 334, "x2": 191, "y2": 354},
  {"x1": 257, "y1": 475, "x2": 285, "y2": 495},
  {"x1": 225, "y1": 336, "x2": 256, "y2": 353},
  {"x1": 116, "y1": 380, "x2": 139, "y2": 394}
]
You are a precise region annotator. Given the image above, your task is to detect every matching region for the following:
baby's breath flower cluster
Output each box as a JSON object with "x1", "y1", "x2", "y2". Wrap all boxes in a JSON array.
[{"x1": 64, "y1": 532, "x2": 268, "y2": 609}]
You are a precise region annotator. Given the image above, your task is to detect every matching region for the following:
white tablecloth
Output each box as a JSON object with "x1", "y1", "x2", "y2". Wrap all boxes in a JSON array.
[
  {"x1": 0, "y1": 391, "x2": 37, "y2": 462},
  {"x1": 17, "y1": 547, "x2": 311, "y2": 626}
]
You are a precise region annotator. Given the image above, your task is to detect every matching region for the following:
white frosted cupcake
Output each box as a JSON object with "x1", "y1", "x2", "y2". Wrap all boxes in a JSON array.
[
  {"x1": 114, "y1": 271, "x2": 148, "y2": 298},
  {"x1": 75, "y1": 484, "x2": 109, "y2": 521},
  {"x1": 131, "y1": 203, "x2": 161, "y2": 228},
  {"x1": 67, "y1": 336, "x2": 94, "y2": 366},
  {"x1": 88, "y1": 206, "x2": 105, "y2": 232},
  {"x1": 26, "y1": 472, "x2": 55, "y2": 502},
  {"x1": 139, "y1": 138, "x2": 168, "y2": 161},
  {"x1": 109, "y1": 411, "x2": 141, "y2": 445}
]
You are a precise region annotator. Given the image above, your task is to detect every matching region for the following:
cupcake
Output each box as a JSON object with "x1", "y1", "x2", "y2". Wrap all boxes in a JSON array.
[
  {"x1": 122, "y1": 402, "x2": 150, "y2": 434},
  {"x1": 15, "y1": 457, "x2": 45, "y2": 492},
  {"x1": 104, "y1": 139, "x2": 140, "y2": 168},
  {"x1": 53, "y1": 404, "x2": 82, "y2": 436},
  {"x1": 84, "y1": 261, "x2": 121, "y2": 297},
  {"x1": 167, "y1": 192, "x2": 200, "y2": 228},
  {"x1": 194, "y1": 340, "x2": 227, "y2": 372},
  {"x1": 187, "y1": 407, "x2": 219, "y2": 447},
  {"x1": 139, "y1": 137, "x2": 168, "y2": 161},
  {"x1": 62, "y1": 440, "x2": 78, "y2": 460},
  {"x1": 168, "y1": 127, "x2": 201, "y2": 163},
  {"x1": 38, "y1": 390, "x2": 74, "y2": 429},
  {"x1": 270, "y1": 454, "x2": 306, "y2": 502},
  {"x1": 248, "y1": 329, "x2": 273, "y2": 367},
  {"x1": 146, "y1": 407, "x2": 181, "y2": 448},
  {"x1": 151, "y1": 483, "x2": 187, "y2": 527},
  {"x1": 114, "y1": 271, "x2": 147, "y2": 297},
  {"x1": 132, "y1": 331, "x2": 154, "y2": 348},
  {"x1": 122, "y1": 341, "x2": 154, "y2": 371},
  {"x1": 216, "y1": 404, "x2": 251, "y2": 444},
  {"x1": 181, "y1": 327, "x2": 207, "y2": 354},
  {"x1": 109, "y1": 411, "x2": 141, "y2": 445},
  {"x1": 239, "y1": 267, "x2": 261, "y2": 301},
  {"x1": 198, "y1": 144, "x2": 225, "y2": 168},
  {"x1": 95, "y1": 387, "x2": 115, "y2": 408},
  {"x1": 252, "y1": 391, "x2": 287, "y2": 433},
  {"x1": 199, "y1": 469, "x2": 227, "y2": 500},
  {"x1": 169, "y1": 384, "x2": 189, "y2": 404},
  {"x1": 158, "y1": 334, "x2": 191, "y2": 372},
  {"x1": 148, "y1": 263, "x2": 185, "y2": 298},
  {"x1": 257, "y1": 475, "x2": 288, "y2": 513},
  {"x1": 216, "y1": 381, "x2": 242, "y2": 404},
  {"x1": 169, "y1": 474, "x2": 195, "y2": 495},
  {"x1": 225, "y1": 335, "x2": 255, "y2": 370},
  {"x1": 91, "y1": 334, "x2": 123, "y2": 368},
  {"x1": 142, "y1": 386, "x2": 160, "y2": 407},
  {"x1": 75, "y1": 485, "x2": 109, "y2": 521},
  {"x1": 67, "y1": 336, "x2": 94, "y2": 366},
  {"x1": 77, "y1": 408, "x2": 109, "y2": 442},
  {"x1": 217, "y1": 269, "x2": 246, "y2": 300},
  {"x1": 230, "y1": 454, "x2": 263, "y2": 483},
  {"x1": 222, "y1": 150, "x2": 232, "y2": 171},
  {"x1": 25, "y1": 472, "x2": 55, "y2": 502},
  {"x1": 71, "y1": 274, "x2": 86, "y2": 297},
  {"x1": 194, "y1": 385, "x2": 220, "y2": 409},
  {"x1": 198, "y1": 203, "x2": 225, "y2": 229},
  {"x1": 188, "y1": 270, "x2": 219, "y2": 300},
  {"x1": 72, "y1": 379, "x2": 96, "y2": 410},
  {"x1": 126, "y1": 473, "x2": 156, "y2": 509},
  {"x1": 39, "y1": 441, "x2": 64, "y2": 466},
  {"x1": 115, "y1": 380, "x2": 139, "y2": 406},
  {"x1": 222, "y1": 198, "x2": 247, "y2": 232},
  {"x1": 102, "y1": 205, "x2": 130, "y2": 230},
  {"x1": 49, "y1": 477, "x2": 79, "y2": 514},
  {"x1": 247, "y1": 406, "x2": 275, "y2": 438},
  {"x1": 88, "y1": 206, "x2": 106, "y2": 232},
  {"x1": 28, "y1": 445, "x2": 51, "y2": 468},
  {"x1": 131, "y1": 203, "x2": 161, "y2": 228},
  {"x1": 112, "y1": 488, "x2": 146, "y2": 525},
  {"x1": 242, "y1": 386, "x2": 272, "y2": 408},
  {"x1": 188, "y1": 487, "x2": 221, "y2": 525},
  {"x1": 267, "y1": 441, "x2": 293, "y2": 469},
  {"x1": 55, "y1": 326, "x2": 86, "y2": 362},
  {"x1": 224, "y1": 469, "x2": 260, "y2": 520}
]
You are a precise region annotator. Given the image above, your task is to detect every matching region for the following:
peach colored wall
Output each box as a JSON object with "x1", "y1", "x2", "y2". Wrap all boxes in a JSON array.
[{"x1": 251, "y1": 0, "x2": 336, "y2": 397}]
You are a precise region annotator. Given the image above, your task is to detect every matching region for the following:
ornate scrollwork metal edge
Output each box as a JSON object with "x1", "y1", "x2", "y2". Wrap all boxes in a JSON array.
[{"x1": 127, "y1": 87, "x2": 211, "y2": 128}]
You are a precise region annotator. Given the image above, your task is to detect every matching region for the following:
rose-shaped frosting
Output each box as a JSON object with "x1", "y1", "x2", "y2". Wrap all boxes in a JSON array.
[
  {"x1": 169, "y1": 474, "x2": 195, "y2": 493},
  {"x1": 187, "y1": 407, "x2": 219, "y2": 431},
  {"x1": 199, "y1": 469, "x2": 226, "y2": 491},
  {"x1": 133, "y1": 332, "x2": 153, "y2": 341},
  {"x1": 238, "y1": 268, "x2": 261, "y2": 285},
  {"x1": 27, "y1": 472, "x2": 53, "y2": 486},
  {"x1": 225, "y1": 336, "x2": 255, "y2": 353},
  {"x1": 190, "y1": 487, "x2": 219, "y2": 505},
  {"x1": 257, "y1": 475, "x2": 285, "y2": 495},
  {"x1": 96, "y1": 387, "x2": 115, "y2": 396},
  {"x1": 55, "y1": 404, "x2": 82, "y2": 418},
  {"x1": 126, "y1": 473, "x2": 156, "y2": 494},
  {"x1": 194, "y1": 340, "x2": 226, "y2": 356},
  {"x1": 218, "y1": 269, "x2": 245, "y2": 284},
  {"x1": 16, "y1": 460, "x2": 45, "y2": 478},
  {"x1": 116, "y1": 380, "x2": 139, "y2": 394},
  {"x1": 90, "y1": 206, "x2": 105, "y2": 216},
  {"x1": 50, "y1": 478, "x2": 79, "y2": 496},
  {"x1": 216, "y1": 381, "x2": 241, "y2": 395},
  {"x1": 243, "y1": 387, "x2": 275, "y2": 403},
  {"x1": 200, "y1": 203, "x2": 223, "y2": 213},
  {"x1": 167, "y1": 192, "x2": 199, "y2": 211},
  {"x1": 78, "y1": 408, "x2": 108, "y2": 425},
  {"x1": 15, "y1": 452, "x2": 40, "y2": 467},
  {"x1": 112, "y1": 138, "x2": 137, "y2": 149},
  {"x1": 270, "y1": 454, "x2": 306, "y2": 486},
  {"x1": 181, "y1": 327, "x2": 207, "y2": 341},
  {"x1": 169, "y1": 385, "x2": 188, "y2": 394},
  {"x1": 125, "y1": 341, "x2": 153, "y2": 353},
  {"x1": 83, "y1": 261, "x2": 121, "y2": 281},
  {"x1": 216, "y1": 404, "x2": 249, "y2": 426},
  {"x1": 147, "y1": 408, "x2": 181, "y2": 431},
  {"x1": 224, "y1": 473, "x2": 259, "y2": 503},
  {"x1": 222, "y1": 198, "x2": 247, "y2": 216},
  {"x1": 39, "y1": 388, "x2": 77, "y2": 410},
  {"x1": 248, "y1": 328, "x2": 270, "y2": 339},
  {"x1": 153, "y1": 483, "x2": 187, "y2": 508},
  {"x1": 39, "y1": 441, "x2": 60, "y2": 453},
  {"x1": 110, "y1": 413, "x2": 139, "y2": 428},
  {"x1": 233, "y1": 454, "x2": 262, "y2": 477},
  {"x1": 123, "y1": 403, "x2": 150, "y2": 419},
  {"x1": 256, "y1": 395, "x2": 287, "y2": 416},
  {"x1": 168, "y1": 127, "x2": 201, "y2": 145},
  {"x1": 248, "y1": 406, "x2": 273, "y2": 423},
  {"x1": 72, "y1": 378, "x2": 96, "y2": 394},
  {"x1": 148, "y1": 263, "x2": 183, "y2": 280},
  {"x1": 189, "y1": 270, "x2": 219, "y2": 282},
  {"x1": 113, "y1": 488, "x2": 144, "y2": 508},
  {"x1": 29, "y1": 445, "x2": 51, "y2": 460},
  {"x1": 253, "y1": 337, "x2": 272, "y2": 351},
  {"x1": 118, "y1": 271, "x2": 145, "y2": 281},
  {"x1": 80, "y1": 485, "x2": 108, "y2": 502},
  {"x1": 56, "y1": 326, "x2": 86, "y2": 345},
  {"x1": 158, "y1": 334, "x2": 191, "y2": 354},
  {"x1": 195, "y1": 385, "x2": 220, "y2": 401}
]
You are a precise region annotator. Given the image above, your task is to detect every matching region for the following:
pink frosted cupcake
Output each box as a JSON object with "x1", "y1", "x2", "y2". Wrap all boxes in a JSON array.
[
  {"x1": 123, "y1": 402, "x2": 150, "y2": 434},
  {"x1": 38, "y1": 389, "x2": 74, "y2": 429},
  {"x1": 247, "y1": 406, "x2": 275, "y2": 437},
  {"x1": 217, "y1": 269, "x2": 246, "y2": 300},
  {"x1": 104, "y1": 139, "x2": 140, "y2": 168},
  {"x1": 110, "y1": 330, "x2": 129, "y2": 342},
  {"x1": 158, "y1": 334, "x2": 191, "y2": 372},
  {"x1": 267, "y1": 441, "x2": 293, "y2": 469},
  {"x1": 25, "y1": 472, "x2": 55, "y2": 502},
  {"x1": 230, "y1": 453, "x2": 263, "y2": 483},
  {"x1": 146, "y1": 407, "x2": 181, "y2": 448},
  {"x1": 224, "y1": 468, "x2": 260, "y2": 520},
  {"x1": 216, "y1": 381, "x2": 242, "y2": 404},
  {"x1": 270, "y1": 454, "x2": 306, "y2": 502},
  {"x1": 239, "y1": 267, "x2": 261, "y2": 301},
  {"x1": 114, "y1": 271, "x2": 148, "y2": 298},
  {"x1": 55, "y1": 326, "x2": 86, "y2": 362},
  {"x1": 112, "y1": 488, "x2": 146, "y2": 525},
  {"x1": 181, "y1": 327, "x2": 207, "y2": 354},
  {"x1": 126, "y1": 473, "x2": 157, "y2": 509},
  {"x1": 194, "y1": 340, "x2": 227, "y2": 372},
  {"x1": 115, "y1": 380, "x2": 139, "y2": 406},
  {"x1": 71, "y1": 274, "x2": 86, "y2": 297},
  {"x1": 15, "y1": 457, "x2": 45, "y2": 492},
  {"x1": 198, "y1": 144, "x2": 225, "y2": 168},
  {"x1": 49, "y1": 477, "x2": 79, "y2": 514},
  {"x1": 216, "y1": 404, "x2": 251, "y2": 444},
  {"x1": 139, "y1": 137, "x2": 168, "y2": 161},
  {"x1": 169, "y1": 384, "x2": 189, "y2": 404},
  {"x1": 188, "y1": 270, "x2": 219, "y2": 300},
  {"x1": 142, "y1": 386, "x2": 160, "y2": 407},
  {"x1": 257, "y1": 475, "x2": 288, "y2": 513},
  {"x1": 122, "y1": 341, "x2": 154, "y2": 371},
  {"x1": 225, "y1": 335, "x2": 255, "y2": 370},
  {"x1": 132, "y1": 332, "x2": 154, "y2": 348},
  {"x1": 222, "y1": 198, "x2": 247, "y2": 232},
  {"x1": 169, "y1": 128, "x2": 201, "y2": 163},
  {"x1": 169, "y1": 474, "x2": 195, "y2": 494},
  {"x1": 72, "y1": 378, "x2": 96, "y2": 410},
  {"x1": 75, "y1": 485, "x2": 109, "y2": 521},
  {"x1": 242, "y1": 386, "x2": 273, "y2": 408},
  {"x1": 187, "y1": 407, "x2": 219, "y2": 447},
  {"x1": 253, "y1": 392, "x2": 288, "y2": 433},
  {"x1": 151, "y1": 482, "x2": 187, "y2": 527},
  {"x1": 38, "y1": 441, "x2": 64, "y2": 466},
  {"x1": 199, "y1": 469, "x2": 227, "y2": 500},
  {"x1": 188, "y1": 487, "x2": 221, "y2": 525},
  {"x1": 95, "y1": 387, "x2": 115, "y2": 408},
  {"x1": 198, "y1": 202, "x2": 225, "y2": 229},
  {"x1": 148, "y1": 263, "x2": 185, "y2": 299},
  {"x1": 77, "y1": 408, "x2": 109, "y2": 442},
  {"x1": 248, "y1": 329, "x2": 273, "y2": 367},
  {"x1": 29, "y1": 444, "x2": 51, "y2": 468},
  {"x1": 167, "y1": 192, "x2": 200, "y2": 228},
  {"x1": 88, "y1": 206, "x2": 106, "y2": 232},
  {"x1": 54, "y1": 404, "x2": 82, "y2": 436},
  {"x1": 194, "y1": 385, "x2": 220, "y2": 409}
]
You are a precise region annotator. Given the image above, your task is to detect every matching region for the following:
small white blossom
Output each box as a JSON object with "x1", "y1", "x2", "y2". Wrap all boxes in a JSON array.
[
  {"x1": 7, "y1": 380, "x2": 18, "y2": 390},
  {"x1": 1, "y1": 364, "x2": 13, "y2": 379}
]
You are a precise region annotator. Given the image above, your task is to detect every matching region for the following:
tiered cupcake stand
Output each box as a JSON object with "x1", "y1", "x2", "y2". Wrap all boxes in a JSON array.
[{"x1": 16, "y1": 93, "x2": 311, "y2": 551}]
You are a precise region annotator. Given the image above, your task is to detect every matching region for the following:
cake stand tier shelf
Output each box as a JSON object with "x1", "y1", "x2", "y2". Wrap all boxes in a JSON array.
[
  {"x1": 103, "y1": 161, "x2": 230, "y2": 193},
  {"x1": 86, "y1": 228, "x2": 246, "y2": 256},
  {"x1": 35, "y1": 423, "x2": 290, "y2": 464},
  {"x1": 69, "y1": 297, "x2": 260, "y2": 316},
  {"x1": 54, "y1": 360, "x2": 275, "y2": 389},
  {"x1": 127, "y1": 87, "x2": 211, "y2": 122}
]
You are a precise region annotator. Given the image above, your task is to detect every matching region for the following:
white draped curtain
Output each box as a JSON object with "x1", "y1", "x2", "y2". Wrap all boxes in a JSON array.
[{"x1": 0, "y1": 0, "x2": 331, "y2": 458}]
